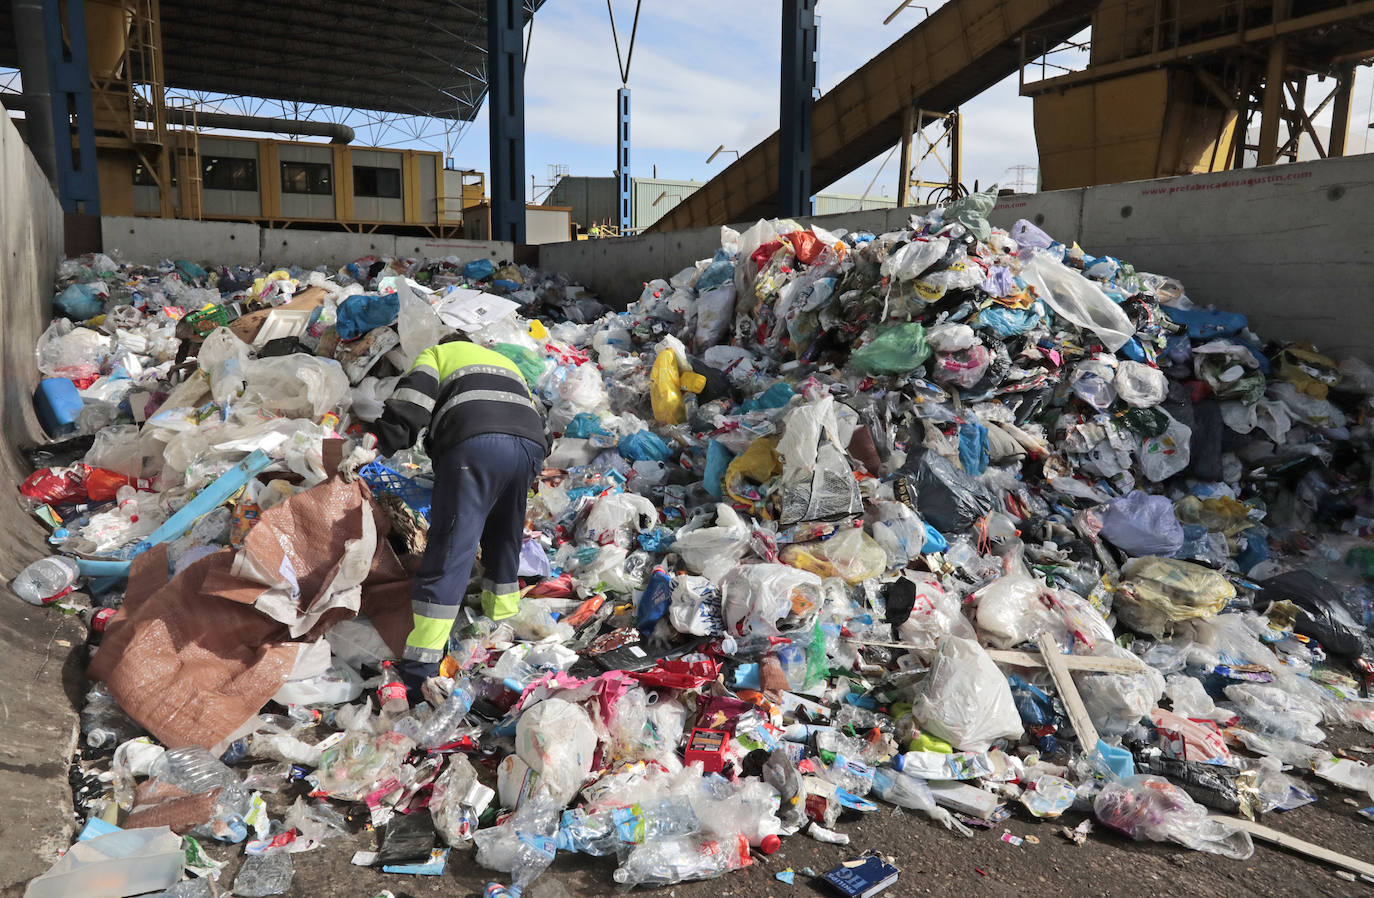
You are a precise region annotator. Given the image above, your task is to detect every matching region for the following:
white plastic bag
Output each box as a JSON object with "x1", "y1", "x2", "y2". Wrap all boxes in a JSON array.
[
  {"x1": 1020, "y1": 252, "x2": 1135, "y2": 352},
  {"x1": 911, "y1": 636, "x2": 1021, "y2": 751},
  {"x1": 673, "y1": 504, "x2": 751, "y2": 574},
  {"x1": 1114, "y1": 361, "x2": 1168, "y2": 408},
  {"x1": 1135, "y1": 412, "x2": 1191, "y2": 482},
  {"x1": 720, "y1": 563, "x2": 822, "y2": 637},
  {"x1": 515, "y1": 698, "x2": 597, "y2": 805},
  {"x1": 693, "y1": 284, "x2": 736, "y2": 352}
]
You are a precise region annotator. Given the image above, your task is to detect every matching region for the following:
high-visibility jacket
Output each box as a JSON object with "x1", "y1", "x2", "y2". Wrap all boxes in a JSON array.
[{"x1": 371, "y1": 341, "x2": 548, "y2": 458}]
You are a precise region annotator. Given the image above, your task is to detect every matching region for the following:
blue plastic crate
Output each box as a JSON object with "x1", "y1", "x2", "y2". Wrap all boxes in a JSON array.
[{"x1": 360, "y1": 461, "x2": 433, "y2": 520}]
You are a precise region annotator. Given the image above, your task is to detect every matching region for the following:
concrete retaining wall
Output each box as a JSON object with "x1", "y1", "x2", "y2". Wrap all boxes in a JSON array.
[
  {"x1": 539, "y1": 156, "x2": 1374, "y2": 361},
  {"x1": 100, "y1": 217, "x2": 515, "y2": 270},
  {"x1": 0, "y1": 111, "x2": 85, "y2": 892}
]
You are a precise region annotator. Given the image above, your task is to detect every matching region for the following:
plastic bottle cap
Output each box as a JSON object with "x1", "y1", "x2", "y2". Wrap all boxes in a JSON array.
[{"x1": 759, "y1": 834, "x2": 781, "y2": 854}]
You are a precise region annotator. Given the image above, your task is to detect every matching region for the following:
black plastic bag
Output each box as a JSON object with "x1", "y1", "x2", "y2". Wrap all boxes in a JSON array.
[
  {"x1": 899, "y1": 448, "x2": 992, "y2": 533},
  {"x1": 378, "y1": 809, "x2": 436, "y2": 864}
]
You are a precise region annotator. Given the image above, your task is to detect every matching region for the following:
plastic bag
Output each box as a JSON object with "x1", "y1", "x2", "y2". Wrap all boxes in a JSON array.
[
  {"x1": 1020, "y1": 251, "x2": 1135, "y2": 352},
  {"x1": 1116, "y1": 557, "x2": 1236, "y2": 636},
  {"x1": 900, "y1": 449, "x2": 992, "y2": 533},
  {"x1": 850, "y1": 323, "x2": 931, "y2": 375},
  {"x1": 720, "y1": 563, "x2": 823, "y2": 637},
  {"x1": 1098, "y1": 491, "x2": 1184, "y2": 556},
  {"x1": 880, "y1": 237, "x2": 949, "y2": 282},
  {"x1": 1135, "y1": 412, "x2": 1191, "y2": 482},
  {"x1": 1093, "y1": 775, "x2": 1253, "y2": 859},
  {"x1": 911, "y1": 636, "x2": 1021, "y2": 751},
  {"x1": 780, "y1": 527, "x2": 887, "y2": 584},
  {"x1": 1114, "y1": 361, "x2": 1168, "y2": 408},
  {"x1": 515, "y1": 699, "x2": 597, "y2": 805},
  {"x1": 694, "y1": 284, "x2": 736, "y2": 352},
  {"x1": 673, "y1": 504, "x2": 752, "y2": 574}
]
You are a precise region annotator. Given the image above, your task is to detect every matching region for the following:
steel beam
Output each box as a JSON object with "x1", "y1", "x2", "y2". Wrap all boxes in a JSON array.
[
  {"x1": 23, "y1": 0, "x2": 101, "y2": 212},
  {"x1": 779, "y1": 0, "x2": 817, "y2": 218},
  {"x1": 487, "y1": 0, "x2": 525, "y2": 243},
  {"x1": 897, "y1": 101, "x2": 914, "y2": 206},
  {"x1": 1328, "y1": 63, "x2": 1355, "y2": 158},
  {"x1": 617, "y1": 87, "x2": 630, "y2": 234},
  {"x1": 1257, "y1": 39, "x2": 1288, "y2": 166}
]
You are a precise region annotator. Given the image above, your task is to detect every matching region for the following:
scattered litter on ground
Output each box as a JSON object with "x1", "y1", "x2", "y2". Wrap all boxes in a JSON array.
[{"x1": 14, "y1": 194, "x2": 1374, "y2": 895}]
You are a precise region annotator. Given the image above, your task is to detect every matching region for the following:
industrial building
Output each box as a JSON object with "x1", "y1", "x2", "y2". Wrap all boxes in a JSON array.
[{"x1": 547, "y1": 175, "x2": 897, "y2": 235}]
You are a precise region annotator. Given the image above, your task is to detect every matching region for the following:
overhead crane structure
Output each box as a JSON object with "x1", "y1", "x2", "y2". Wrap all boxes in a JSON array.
[
  {"x1": 649, "y1": 0, "x2": 1100, "y2": 233},
  {"x1": 650, "y1": 0, "x2": 1374, "y2": 233}
]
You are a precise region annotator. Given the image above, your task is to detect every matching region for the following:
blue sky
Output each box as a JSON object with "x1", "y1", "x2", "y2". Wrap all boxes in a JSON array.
[{"x1": 450, "y1": 0, "x2": 1048, "y2": 200}]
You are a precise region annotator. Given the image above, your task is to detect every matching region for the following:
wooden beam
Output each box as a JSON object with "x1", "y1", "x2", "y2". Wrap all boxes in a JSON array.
[
  {"x1": 1219, "y1": 816, "x2": 1374, "y2": 879},
  {"x1": 987, "y1": 648, "x2": 1147, "y2": 673},
  {"x1": 1035, "y1": 633, "x2": 1100, "y2": 749}
]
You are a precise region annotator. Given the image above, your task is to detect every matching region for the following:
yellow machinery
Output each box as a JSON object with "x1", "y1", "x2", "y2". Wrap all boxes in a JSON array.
[{"x1": 1023, "y1": 0, "x2": 1374, "y2": 189}]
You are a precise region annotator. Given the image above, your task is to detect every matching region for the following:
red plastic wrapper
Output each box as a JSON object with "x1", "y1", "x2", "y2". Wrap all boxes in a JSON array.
[
  {"x1": 783, "y1": 230, "x2": 822, "y2": 266},
  {"x1": 629, "y1": 658, "x2": 720, "y2": 691},
  {"x1": 526, "y1": 572, "x2": 573, "y2": 598},
  {"x1": 85, "y1": 468, "x2": 154, "y2": 502},
  {"x1": 20, "y1": 464, "x2": 90, "y2": 506}
]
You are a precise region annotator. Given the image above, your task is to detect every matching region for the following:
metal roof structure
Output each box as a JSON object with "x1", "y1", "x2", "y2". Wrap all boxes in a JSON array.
[{"x1": 0, "y1": 0, "x2": 543, "y2": 122}]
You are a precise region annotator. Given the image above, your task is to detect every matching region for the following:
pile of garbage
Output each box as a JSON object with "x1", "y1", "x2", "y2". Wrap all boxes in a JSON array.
[{"x1": 15, "y1": 190, "x2": 1374, "y2": 897}]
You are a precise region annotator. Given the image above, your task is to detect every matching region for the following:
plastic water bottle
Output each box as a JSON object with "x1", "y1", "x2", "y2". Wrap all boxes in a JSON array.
[
  {"x1": 508, "y1": 830, "x2": 557, "y2": 896},
  {"x1": 11, "y1": 556, "x2": 81, "y2": 605},
  {"x1": 404, "y1": 680, "x2": 475, "y2": 749},
  {"x1": 776, "y1": 643, "x2": 807, "y2": 689},
  {"x1": 376, "y1": 661, "x2": 408, "y2": 716},
  {"x1": 612, "y1": 832, "x2": 751, "y2": 886},
  {"x1": 637, "y1": 795, "x2": 701, "y2": 840}
]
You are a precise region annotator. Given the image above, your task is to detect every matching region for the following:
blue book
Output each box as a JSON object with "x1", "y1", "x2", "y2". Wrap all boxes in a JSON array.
[{"x1": 821, "y1": 855, "x2": 900, "y2": 898}]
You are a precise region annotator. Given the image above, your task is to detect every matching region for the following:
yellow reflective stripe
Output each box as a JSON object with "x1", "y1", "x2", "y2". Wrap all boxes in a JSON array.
[
  {"x1": 481, "y1": 589, "x2": 522, "y2": 621},
  {"x1": 406, "y1": 613, "x2": 455, "y2": 651}
]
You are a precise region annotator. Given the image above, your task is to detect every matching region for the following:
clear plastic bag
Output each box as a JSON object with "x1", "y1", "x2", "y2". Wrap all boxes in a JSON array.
[
  {"x1": 911, "y1": 635, "x2": 1021, "y2": 751},
  {"x1": 1093, "y1": 775, "x2": 1253, "y2": 859},
  {"x1": 1020, "y1": 251, "x2": 1135, "y2": 352},
  {"x1": 1116, "y1": 557, "x2": 1235, "y2": 636},
  {"x1": 720, "y1": 562, "x2": 823, "y2": 637},
  {"x1": 673, "y1": 504, "x2": 751, "y2": 574}
]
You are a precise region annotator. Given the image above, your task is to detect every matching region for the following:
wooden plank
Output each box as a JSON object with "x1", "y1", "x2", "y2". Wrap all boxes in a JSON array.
[
  {"x1": 1035, "y1": 632, "x2": 1099, "y2": 749},
  {"x1": 1218, "y1": 815, "x2": 1374, "y2": 879},
  {"x1": 986, "y1": 648, "x2": 1148, "y2": 674}
]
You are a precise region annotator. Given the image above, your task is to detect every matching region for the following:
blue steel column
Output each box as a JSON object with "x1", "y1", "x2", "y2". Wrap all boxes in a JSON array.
[
  {"x1": 779, "y1": 0, "x2": 816, "y2": 219},
  {"x1": 487, "y1": 0, "x2": 526, "y2": 243},
  {"x1": 617, "y1": 87, "x2": 630, "y2": 234},
  {"x1": 42, "y1": 0, "x2": 101, "y2": 213}
]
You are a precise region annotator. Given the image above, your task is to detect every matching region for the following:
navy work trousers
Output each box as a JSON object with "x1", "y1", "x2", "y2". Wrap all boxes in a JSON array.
[{"x1": 400, "y1": 433, "x2": 543, "y2": 687}]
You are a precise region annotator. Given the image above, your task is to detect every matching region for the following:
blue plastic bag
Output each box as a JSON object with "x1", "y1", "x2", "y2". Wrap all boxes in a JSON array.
[
  {"x1": 336, "y1": 293, "x2": 399, "y2": 341},
  {"x1": 703, "y1": 440, "x2": 735, "y2": 498},
  {"x1": 618, "y1": 430, "x2": 672, "y2": 462},
  {"x1": 463, "y1": 258, "x2": 496, "y2": 280},
  {"x1": 958, "y1": 420, "x2": 990, "y2": 477},
  {"x1": 1164, "y1": 306, "x2": 1248, "y2": 339},
  {"x1": 565, "y1": 413, "x2": 608, "y2": 440},
  {"x1": 54, "y1": 284, "x2": 106, "y2": 320},
  {"x1": 696, "y1": 252, "x2": 735, "y2": 292}
]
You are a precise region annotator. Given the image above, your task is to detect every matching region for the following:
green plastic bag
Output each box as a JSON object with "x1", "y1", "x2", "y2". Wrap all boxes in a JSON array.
[
  {"x1": 492, "y1": 342, "x2": 544, "y2": 389},
  {"x1": 850, "y1": 323, "x2": 930, "y2": 375}
]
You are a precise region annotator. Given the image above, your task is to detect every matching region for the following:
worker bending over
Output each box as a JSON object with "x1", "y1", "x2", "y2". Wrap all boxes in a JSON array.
[{"x1": 370, "y1": 332, "x2": 547, "y2": 693}]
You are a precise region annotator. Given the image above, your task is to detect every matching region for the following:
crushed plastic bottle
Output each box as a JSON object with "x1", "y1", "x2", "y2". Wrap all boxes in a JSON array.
[{"x1": 10, "y1": 556, "x2": 81, "y2": 605}]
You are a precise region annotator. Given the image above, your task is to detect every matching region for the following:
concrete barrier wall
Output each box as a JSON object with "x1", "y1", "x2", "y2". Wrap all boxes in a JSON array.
[
  {"x1": 101, "y1": 216, "x2": 514, "y2": 270},
  {"x1": 0, "y1": 111, "x2": 85, "y2": 891},
  {"x1": 539, "y1": 156, "x2": 1374, "y2": 361}
]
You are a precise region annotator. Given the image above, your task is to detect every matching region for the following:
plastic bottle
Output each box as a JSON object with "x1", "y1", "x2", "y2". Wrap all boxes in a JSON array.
[
  {"x1": 11, "y1": 556, "x2": 81, "y2": 605},
  {"x1": 398, "y1": 680, "x2": 476, "y2": 749},
  {"x1": 151, "y1": 746, "x2": 252, "y2": 842},
  {"x1": 638, "y1": 795, "x2": 701, "y2": 840},
  {"x1": 377, "y1": 661, "x2": 408, "y2": 716},
  {"x1": 507, "y1": 830, "x2": 557, "y2": 897},
  {"x1": 636, "y1": 567, "x2": 674, "y2": 636},
  {"x1": 776, "y1": 643, "x2": 807, "y2": 689},
  {"x1": 821, "y1": 754, "x2": 876, "y2": 796},
  {"x1": 612, "y1": 833, "x2": 750, "y2": 887},
  {"x1": 80, "y1": 683, "x2": 142, "y2": 748}
]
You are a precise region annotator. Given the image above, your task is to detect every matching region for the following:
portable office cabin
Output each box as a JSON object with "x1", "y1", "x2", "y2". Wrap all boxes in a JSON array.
[{"x1": 101, "y1": 134, "x2": 456, "y2": 231}]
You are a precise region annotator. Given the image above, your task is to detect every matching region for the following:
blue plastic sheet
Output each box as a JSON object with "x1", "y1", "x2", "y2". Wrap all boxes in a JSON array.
[{"x1": 336, "y1": 293, "x2": 399, "y2": 341}]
